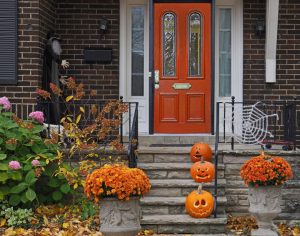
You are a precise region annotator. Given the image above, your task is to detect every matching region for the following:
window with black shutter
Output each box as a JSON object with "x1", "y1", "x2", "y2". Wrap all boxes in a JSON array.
[{"x1": 0, "y1": 0, "x2": 18, "y2": 84}]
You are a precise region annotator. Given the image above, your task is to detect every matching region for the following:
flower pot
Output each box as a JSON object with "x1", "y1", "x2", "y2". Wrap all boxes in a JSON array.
[
  {"x1": 248, "y1": 185, "x2": 282, "y2": 236},
  {"x1": 99, "y1": 197, "x2": 141, "y2": 236}
]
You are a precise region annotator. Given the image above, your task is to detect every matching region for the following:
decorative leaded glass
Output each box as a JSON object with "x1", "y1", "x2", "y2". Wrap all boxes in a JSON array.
[
  {"x1": 162, "y1": 13, "x2": 176, "y2": 77},
  {"x1": 188, "y1": 12, "x2": 202, "y2": 77}
]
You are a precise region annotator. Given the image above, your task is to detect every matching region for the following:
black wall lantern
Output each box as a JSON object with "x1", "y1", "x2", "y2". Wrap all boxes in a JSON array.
[
  {"x1": 99, "y1": 18, "x2": 108, "y2": 33},
  {"x1": 255, "y1": 18, "x2": 265, "y2": 38}
]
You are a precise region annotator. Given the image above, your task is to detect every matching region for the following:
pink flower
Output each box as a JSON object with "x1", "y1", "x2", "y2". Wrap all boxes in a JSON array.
[
  {"x1": 29, "y1": 111, "x2": 44, "y2": 124},
  {"x1": 0, "y1": 97, "x2": 11, "y2": 111},
  {"x1": 9, "y1": 161, "x2": 21, "y2": 170},
  {"x1": 31, "y1": 159, "x2": 40, "y2": 167}
]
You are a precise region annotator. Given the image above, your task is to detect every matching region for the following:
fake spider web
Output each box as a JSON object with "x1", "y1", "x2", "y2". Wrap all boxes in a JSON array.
[{"x1": 230, "y1": 102, "x2": 278, "y2": 145}]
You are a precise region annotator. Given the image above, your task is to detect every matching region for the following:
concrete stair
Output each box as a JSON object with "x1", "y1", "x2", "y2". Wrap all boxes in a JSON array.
[
  {"x1": 141, "y1": 196, "x2": 227, "y2": 215},
  {"x1": 141, "y1": 215, "x2": 227, "y2": 234},
  {"x1": 138, "y1": 135, "x2": 216, "y2": 146},
  {"x1": 138, "y1": 145, "x2": 227, "y2": 234}
]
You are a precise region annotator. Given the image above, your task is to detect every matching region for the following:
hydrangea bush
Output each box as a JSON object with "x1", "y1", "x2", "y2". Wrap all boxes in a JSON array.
[{"x1": 0, "y1": 97, "x2": 72, "y2": 207}]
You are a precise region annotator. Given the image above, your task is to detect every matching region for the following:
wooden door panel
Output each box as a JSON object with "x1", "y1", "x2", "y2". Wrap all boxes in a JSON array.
[
  {"x1": 159, "y1": 93, "x2": 179, "y2": 122},
  {"x1": 186, "y1": 93, "x2": 205, "y2": 122},
  {"x1": 154, "y1": 3, "x2": 211, "y2": 133}
]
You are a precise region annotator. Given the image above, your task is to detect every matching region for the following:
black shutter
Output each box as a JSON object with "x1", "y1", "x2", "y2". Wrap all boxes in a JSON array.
[{"x1": 0, "y1": 0, "x2": 18, "y2": 84}]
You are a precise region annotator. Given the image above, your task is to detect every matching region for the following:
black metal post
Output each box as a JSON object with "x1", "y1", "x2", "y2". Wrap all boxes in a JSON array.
[
  {"x1": 120, "y1": 96, "x2": 123, "y2": 145},
  {"x1": 231, "y1": 96, "x2": 235, "y2": 150},
  {"x1": 293, "y1": 97, "x2": 297, "y2": 150},
  {"x1": 47, "y1": 102, "x2": 50, "y2": 138},
  {"x1": 136, "y1": 102, "x2": 139, "y2": 148},
  {"x1": 214, "y1": 102, "x2": 220, "y2": 218},
  {"x1": 274, "y1": 102, "x2": 277, "y2": 141},
  {"x1": 223, "y1": 103, "x2": 226, "y2": 142},
  {"x1": 129, "y1": 103, "x2": 132, "y2": 138}
]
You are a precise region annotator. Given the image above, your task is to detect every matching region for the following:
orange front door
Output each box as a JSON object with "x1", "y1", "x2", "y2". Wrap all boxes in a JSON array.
[{"x1": 154, "y1": 3, "x2": 211, "y2": 133}]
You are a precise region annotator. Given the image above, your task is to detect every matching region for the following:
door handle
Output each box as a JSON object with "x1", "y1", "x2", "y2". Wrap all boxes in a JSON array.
[{"x1": 154, "y1": 70, "x2": 160, "y2": 89}]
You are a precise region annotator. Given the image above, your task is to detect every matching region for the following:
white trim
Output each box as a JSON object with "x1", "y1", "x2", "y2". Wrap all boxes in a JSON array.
[
  {"x1": 265, "y1": 0, "x2": 279, "y2": 83},
  {"x1": 215, "y1": 0, "x2": 243, "y2": 134},
  {"x1": 215, "y1": 0, "x2": 243, "y2": 103},
  {"x1": 119, "y1": 0, "x2": 149, "y2": 134}
]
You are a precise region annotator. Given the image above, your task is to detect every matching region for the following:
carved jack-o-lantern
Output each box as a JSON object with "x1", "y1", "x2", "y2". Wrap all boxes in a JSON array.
[
  {"x1": 190, "y1": 157, "x2": 215, "y2": 183},
  {"x1": 185, "y1": 185, "x2": 214, "y2": 218},
  {"x1": 190, "y1": 143, "x2": 212, "y2": 163}
]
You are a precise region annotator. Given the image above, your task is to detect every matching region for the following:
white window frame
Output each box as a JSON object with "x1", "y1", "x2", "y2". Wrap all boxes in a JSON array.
[
  {"x1": 215, "y1": 0, "x2": 243, "y2": 103},
  {"x1": 120, "y1": 0, "x2": 149, "y2": 134},
  {"x1": 215, "y1": 0, "x2": 243, "y2": 135}
]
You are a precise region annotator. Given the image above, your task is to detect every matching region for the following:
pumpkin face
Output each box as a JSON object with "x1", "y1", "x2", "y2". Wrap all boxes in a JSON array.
[
  {"x1": 185, "y1": 188, "x2": 214, "y2": 218},
  {"x1": 190, "y1": 143, "x2": 212, "y2": 163},
  {"x1": 190, "y1": 161, "x2": 215, "y2": 183}
]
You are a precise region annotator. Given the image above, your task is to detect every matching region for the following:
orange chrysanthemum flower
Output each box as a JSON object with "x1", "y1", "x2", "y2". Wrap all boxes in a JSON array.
[
  {"x1": 84, "y1": 164, "x2": 151, "y2": 203},
  {"x1": 240, "y1": 152, "x2": 293, "y2": 187}
]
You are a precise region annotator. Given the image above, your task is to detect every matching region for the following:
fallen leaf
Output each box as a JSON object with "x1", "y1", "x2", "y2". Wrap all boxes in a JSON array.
[{"x1": 0, "y1": 218, "x2": 6, "y2": 227}]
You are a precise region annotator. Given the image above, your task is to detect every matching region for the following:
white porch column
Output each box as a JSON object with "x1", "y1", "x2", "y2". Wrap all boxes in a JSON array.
[{"x1": 265, "y1": 0, "x2": 279, "y2": 83}]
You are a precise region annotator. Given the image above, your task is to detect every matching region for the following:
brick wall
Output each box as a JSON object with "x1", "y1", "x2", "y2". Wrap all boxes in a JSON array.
[
  {"x1": 56, "y1": 0, "x2": 120, "y2": 100},
  {"x1": 243, "y1": 0, "x2": 300, "y2": 102},
  {"x1": 0, "y1": 0, "x2": 56, "y2": 104}
]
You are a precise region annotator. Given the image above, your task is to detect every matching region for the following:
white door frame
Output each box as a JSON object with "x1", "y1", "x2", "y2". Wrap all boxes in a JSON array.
[
  {"x1": 120, "y1": 0, "x2": 149, "y2": 134},
  {"x1": 215, "y1": 0, "x2": 243, "y2": 103},
  {"x1": 120, "y1": 0, "x2": 243, "y2": 135},
  {"x1": 215, "y1": 0, "x2": 243, "y2": 135}
]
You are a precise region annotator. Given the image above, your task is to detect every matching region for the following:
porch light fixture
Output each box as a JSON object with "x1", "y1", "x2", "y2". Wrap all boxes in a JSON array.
[
  {"x1": 255, "y1": 18, "x2": 265, "y2": 38},
  {"x1": 99, "y1": 18, "x2": 108, "y2": 33}
]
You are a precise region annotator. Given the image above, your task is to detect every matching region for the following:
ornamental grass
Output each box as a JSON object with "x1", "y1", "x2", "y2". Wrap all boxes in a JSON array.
[
  {"x1": 240, "y1": 152, "x2": 293, "y2": 186},
  {"x1": 84, "y1": 164, "x2": 151, "y2": 203}
]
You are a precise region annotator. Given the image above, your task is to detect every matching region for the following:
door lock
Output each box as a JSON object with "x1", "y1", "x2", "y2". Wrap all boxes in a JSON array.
[{"x1": 154, "y1": 70, "x2": 160, "y2": 89}]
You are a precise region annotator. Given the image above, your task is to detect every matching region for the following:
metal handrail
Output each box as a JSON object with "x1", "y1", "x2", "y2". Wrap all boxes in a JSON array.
[{"x1": 127, "y1": 102, "x2": 139, "y2": 168}]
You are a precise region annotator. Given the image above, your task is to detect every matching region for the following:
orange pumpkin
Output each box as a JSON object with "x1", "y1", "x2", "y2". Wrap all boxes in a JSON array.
[
  {"x1": 190, "y1": 143, "x2": 212, "y2": 163},
  {"x1": 190, "y1": 158, "x2": 215, "y2": 183},
  {"x1": 185, "y1": 185, "x2": 214, "y2": 218}
]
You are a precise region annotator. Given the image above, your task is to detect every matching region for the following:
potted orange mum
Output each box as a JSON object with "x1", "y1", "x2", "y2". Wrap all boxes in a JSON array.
[
  {"x1": 240, "y1": 152, "x2": 293, "y2": 236},
  {"x1": 84, "y1": 164, "x2": 151, "y2": 236}
]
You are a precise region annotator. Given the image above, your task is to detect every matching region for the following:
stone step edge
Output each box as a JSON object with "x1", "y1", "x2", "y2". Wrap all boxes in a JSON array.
[
  {"x1": 141, "y1": 234, "x2": 227, "y2": 236},
  {"x1": 138, "y1": 163, "x2": 225, "y2": 170},
  {"x1": 150, "y1": 179, "x2": 226, "y2": 188},
  {"x1": 141, "y1": 196, "x2": 227, "y2": 206},
  {"x1": 138, "y1": 146, "x2": 300, "y2": 156},
  {"x1": 141, "y1": 214, "x2": 227, "y2": 225}
]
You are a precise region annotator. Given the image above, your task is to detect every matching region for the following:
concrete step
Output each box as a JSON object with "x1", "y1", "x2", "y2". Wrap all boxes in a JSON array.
[
  {"x1": 138, "y1": 146, "x2": 223, "y2": 164},
  {"x1": 141, "y1": 214, "x2": 227, "y2": 234},
  {"x1": 138, "y1": 135, "x2": 216, "y2": 146},
  {"x1": 138, "y1": 163, "x2": 225, "y2": 179},
  {"x1": 141, "y1": 196, "x2": 227, "y2": 215},
  {"x1": 148, "y1": 179, "x2": 226, "y2": 197}
]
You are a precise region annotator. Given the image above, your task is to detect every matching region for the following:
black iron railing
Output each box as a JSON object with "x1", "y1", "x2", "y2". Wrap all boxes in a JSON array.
[
  {"x1": 213, "y1": 97, "x2": 298, "y2": 217},
  {"x1": 216, "y1": 97, "x2": 298, "y2": 150},
  {"x1": 127, "y1": 102, "x2": 139, "y2": 168},
  {"x1": 10, "y1": 98, "x2": 139, "y2": 168}
]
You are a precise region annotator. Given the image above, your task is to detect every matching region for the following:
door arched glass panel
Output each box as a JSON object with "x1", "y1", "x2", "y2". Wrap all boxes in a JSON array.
[
  {"x1": 188, "y1": 12, "x2": 202, "y2": 77},
  {"x1": 162, "y1": 12, "x2": 176, "y2": 77}
]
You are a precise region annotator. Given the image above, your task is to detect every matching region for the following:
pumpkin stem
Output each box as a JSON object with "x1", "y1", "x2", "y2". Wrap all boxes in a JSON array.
[
  {"x1": 197, "y1": 184, "x2": 203, "y2": 194},
  {"x1": 201, "y1": 156, "x2": 204, "y2": 163}
]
